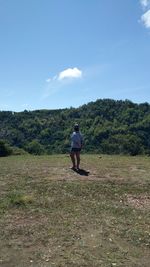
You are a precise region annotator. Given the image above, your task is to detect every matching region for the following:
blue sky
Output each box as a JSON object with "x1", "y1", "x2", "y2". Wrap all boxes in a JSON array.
[{"x1": 0, "y1": 0, "x2": 150, "y2": 111}]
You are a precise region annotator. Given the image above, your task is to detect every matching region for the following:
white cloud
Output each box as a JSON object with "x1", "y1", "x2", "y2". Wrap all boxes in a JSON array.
[
  {"x1": 141, "y1": 9, "x2": 150, "y2": 28},
  {"x1": 43, "y1": 67, "x2": 82, "y2": 99},
  {"x1": 58, "y1": 67, "x2": 82, "y2": 80},
  {"x1": 46, "y1": 67, "x2": 82, "y2": 83},
  {"x1": 140, "y1": 0, "x2": 150, "y2": 8}
]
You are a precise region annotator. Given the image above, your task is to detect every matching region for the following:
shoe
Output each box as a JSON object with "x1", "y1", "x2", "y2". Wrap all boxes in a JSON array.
[{"x1": 70, "y1": 166, "x2": 76, "y2": 170}]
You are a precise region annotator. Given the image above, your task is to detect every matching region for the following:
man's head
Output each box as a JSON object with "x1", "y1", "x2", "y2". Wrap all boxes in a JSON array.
[{"x1": 74, "y1": 123, "x2": 79, "y2": 132}]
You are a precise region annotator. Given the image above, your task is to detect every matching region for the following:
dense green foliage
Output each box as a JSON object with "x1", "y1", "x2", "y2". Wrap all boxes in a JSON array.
[
  {"x1": 0, "y1": 140, "x2": 12, "y2": 157},
  {"x1": 0, "y1": 99, "x2": 150, "y2": 155}
]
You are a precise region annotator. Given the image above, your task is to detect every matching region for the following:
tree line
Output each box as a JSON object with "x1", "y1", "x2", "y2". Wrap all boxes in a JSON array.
[{"x1": 0, "y1": 99, "x2": 150, "y2": 156}]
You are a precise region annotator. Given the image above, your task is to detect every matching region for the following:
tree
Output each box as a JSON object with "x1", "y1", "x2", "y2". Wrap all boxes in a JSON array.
[{"x1": 0, "y1": 98, "x2": 150, "y2": 155}]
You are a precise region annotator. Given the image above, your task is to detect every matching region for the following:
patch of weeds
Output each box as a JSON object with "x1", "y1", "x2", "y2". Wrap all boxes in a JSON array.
[
  {"x1": 6, "y1": 191, "x2": 35, "y2": 208},
  {"x1": 1, "y1": 191, "x2": 31, "y2": 213}
]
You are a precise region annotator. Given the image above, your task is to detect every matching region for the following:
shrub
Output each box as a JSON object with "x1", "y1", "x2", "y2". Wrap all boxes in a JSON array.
[
  {"x1": 25, "y1": 140, "x2": 45, "y2": 155},
  {"x1": 12, "y1": 146, "x2": 28, "y2": 155},
  {"x1": 0, "y1": 140, "x2": 12, "y2": 157}
]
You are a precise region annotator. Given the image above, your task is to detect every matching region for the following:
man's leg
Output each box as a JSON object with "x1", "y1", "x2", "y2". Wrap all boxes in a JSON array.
[
  {"x1": 70, "y1": 152, "x2": 76, "y2": 169},
  {"x1": 76, "y1": 152, "x2": 80, "y2": 169}
]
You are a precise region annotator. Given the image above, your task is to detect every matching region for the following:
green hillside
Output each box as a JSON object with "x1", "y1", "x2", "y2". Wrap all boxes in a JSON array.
[{"x1": 0, "y1": 99, "x2": 150, "y2": 155}]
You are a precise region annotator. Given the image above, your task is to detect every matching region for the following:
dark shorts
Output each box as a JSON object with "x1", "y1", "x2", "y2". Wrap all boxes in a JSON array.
[{"x1": 70, "y1": 147, "x2": 81, "y2": 153}]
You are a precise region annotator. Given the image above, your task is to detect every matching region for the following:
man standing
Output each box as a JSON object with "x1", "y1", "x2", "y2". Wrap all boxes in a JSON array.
[{"x1": 70, "y1": 124, "x2": 83, "y2": 170}]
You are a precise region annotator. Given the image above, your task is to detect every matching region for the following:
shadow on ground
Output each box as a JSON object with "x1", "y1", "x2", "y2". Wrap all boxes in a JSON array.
[{"x1": 73, "y1": 168, "x2": 90, "y2": 176}]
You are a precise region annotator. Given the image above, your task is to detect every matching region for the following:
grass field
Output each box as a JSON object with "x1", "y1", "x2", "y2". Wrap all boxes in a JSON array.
[{"x1": 0, "y1": 154, "x2": 150, "y2": 267}]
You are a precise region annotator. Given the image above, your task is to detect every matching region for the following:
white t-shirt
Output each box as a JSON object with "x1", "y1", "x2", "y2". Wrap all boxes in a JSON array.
[{"x1": 71, "y1": 131, "x2": 83, "y2": 148}]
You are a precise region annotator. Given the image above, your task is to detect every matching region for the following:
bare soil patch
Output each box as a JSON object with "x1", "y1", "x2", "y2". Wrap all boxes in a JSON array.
[{"x1": 126, "y1": 194, "x2": 150, "y2": 209}]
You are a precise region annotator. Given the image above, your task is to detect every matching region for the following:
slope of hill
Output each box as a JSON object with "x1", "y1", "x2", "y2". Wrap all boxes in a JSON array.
[{"x1": 0, "y1": 99, "x2": 150, "y2": 155}]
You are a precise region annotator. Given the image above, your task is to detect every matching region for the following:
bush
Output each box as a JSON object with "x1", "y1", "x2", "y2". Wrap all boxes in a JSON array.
[
  {"x1": 12, "y1": 147, "x2": 28, "y2": 155},
  {"x1": 0, "y1": 140, "x2": 12, "y2": 157},
  {"x1": 25, "y1": 140, "x2": 45, "y2": 155}
]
